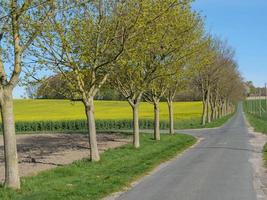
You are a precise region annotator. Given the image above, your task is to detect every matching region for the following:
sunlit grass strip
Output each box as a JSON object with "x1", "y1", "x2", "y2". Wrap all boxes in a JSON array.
[
  {"x1": 0, "y1": 134, "x2": 196, "y2": 200},
  {"x1": 245, "y1": 113, "x2": 267, "y2": 134}
]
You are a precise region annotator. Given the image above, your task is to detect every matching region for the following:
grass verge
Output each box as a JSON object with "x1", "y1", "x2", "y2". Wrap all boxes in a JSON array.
[
  {"x1": 0, "y1": 133, "x2": 196, "y2": 200},
  {"x1": 203, "y1": 114, "x2": 234, "y2": 129},
  {"x1": 263, "y1": 144, "x2": 267, "y2": 166},
  {"x1": 245, "y1": 113, "x2": 267, "y2": 134},
  {"x1": 244, "y1": 112, "x2": 267, "y2": 166}
]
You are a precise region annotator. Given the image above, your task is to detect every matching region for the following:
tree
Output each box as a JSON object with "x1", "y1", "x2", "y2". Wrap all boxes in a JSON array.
[
  {"x1": 214, "y1": 62, "x2": 245, "y2": 117},
  {"x1": 0, "y1": 0, "x2": 55, "y2": 189},
  {"x1": 111, "y1": 0, "x2": 201, "y2": 145},
  {"x1": 32, "y1": 74, "x2": 123, "y2": 100},
  {"x1": 245, "y1": 81, "x2": 256, "y2": 96},
  {"x1": 30, "y1": 0, "x2": 137, "y2": 161},
  {"x1": 165, "y1": 71, "x2": 187, "y2": 134},
  {"x1": 191, "y1": 37, "x2": 245, "y2": 125},
  {"x1": 164, "y1": 34, "x2": 205, "y2": 134},
  {"x1": 151, "y1": 6, "x2": 204, "y2": 136},
  {"x1": 144, "y1": 77, "x2": 168, "y2": 140},
  {"x1": 191, "y1": 37, "x2": 218, "y2": 125},
  {"x1": 35, "y1": 74, "x2": 69, "y2": 99}
]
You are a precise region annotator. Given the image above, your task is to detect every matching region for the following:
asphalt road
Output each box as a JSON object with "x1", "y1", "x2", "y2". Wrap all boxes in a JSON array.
[{"x1": 116, "y1": 105, "x2": 257, "y2": 200}]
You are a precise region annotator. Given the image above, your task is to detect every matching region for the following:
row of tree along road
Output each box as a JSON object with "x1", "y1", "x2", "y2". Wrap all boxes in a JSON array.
[{"x1": 0, "y1": 0, "x2": 245, "y2": 189}]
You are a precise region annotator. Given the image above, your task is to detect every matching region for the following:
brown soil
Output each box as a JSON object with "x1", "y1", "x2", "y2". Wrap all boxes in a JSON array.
[{"x1": 0, "y1": 133, "x2": 130, "y2": 184}]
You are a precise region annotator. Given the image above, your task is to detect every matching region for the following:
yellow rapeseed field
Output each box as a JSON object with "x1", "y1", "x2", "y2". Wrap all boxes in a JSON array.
[{"x1": 13, "y1": 99, "x2": 202, "y2": 121}]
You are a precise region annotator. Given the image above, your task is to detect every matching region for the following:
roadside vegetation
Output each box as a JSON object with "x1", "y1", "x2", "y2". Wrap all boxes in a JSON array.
[
  {"x1": 263, "y1": 144, "x2": 267, "y2": 166},
  {"x1": 245, "y1": 112, "x2": 267, "y2": 134},
  {"x1": 244, "y1": 99, "x2": 267, "y2": 165},
  {"x1": 0, "y1": 134, "x2": 196, "y2": 200},
  {"x1": 245, "y1": 112, "x2": 267, "y2": 165},
  {"x1": 0, "y1": 0, "x2": 245, "y2": 190},
  {"x1": 243, "y1": 98, "x2": 267, "y2": 133},
  {"x1": 203, "y1": 113, "x2": 234, "y2": 128}
]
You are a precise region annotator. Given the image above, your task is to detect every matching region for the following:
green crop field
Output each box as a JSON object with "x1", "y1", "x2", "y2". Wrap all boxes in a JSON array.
[{"x1": 13, "y1": 100, "x2": 202, "y2": 122}]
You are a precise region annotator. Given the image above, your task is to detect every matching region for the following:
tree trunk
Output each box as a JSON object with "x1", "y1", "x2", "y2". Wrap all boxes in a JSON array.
[
  {"x1": 207, "y1": 87, "x2": 211, "y2": 123},
  {"x1": 210, "y1": 104, "x2": 215, "y2": 121},
  {"x1": 154, "y1": 102, "x2": 160, "y2": 141},
  {"x1": 223, "y1": 101, "x2": 227, "y2": 116},
  {"x1": 131, "y1": 104, "x2": 140, "y2": 148},
  {"x1": 217, "y1": 104, "x2": 220, "y2": 118},
  {"x1": 209, "y1": 93, "x2": 214, "y2": 121},
  {"x1": 0, "y1": 90, "x2": 20, "y2": 189},
  {"x1": 219, "y1": 101, "x2": 223, "y2": 118},
  {"x1": 225, "y1": 100, "x2": 228, "y2": 115},
  {"x1": 215, "y1": 102, "x2": 219, "y2": 119},
  {"x1": 167, "y1": 100, "x2": 174, "y2": 134},
  {"x1": 202, "y1": 101, "x2": 207, "y2": 125},
  {"x1": 226, "y1": 104, "x2": 229, "y2": 115},
  {"x1": 221, "y1": 103, "x2": 224, "y2": 116},
  {"x1": 84, "y1": 98, "x2": 100, "y2": 162},
  {"x1": 202, "y1": 92, "x2": 207, "y2": 125}
]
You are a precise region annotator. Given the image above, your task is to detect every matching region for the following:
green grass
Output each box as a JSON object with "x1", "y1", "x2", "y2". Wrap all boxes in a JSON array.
[
  {"x1": 13, "y1": 99, "x2": 202, "y2": 121},
  {"x1": 245, "y1": 113, "x2": 267, "y2": 134},
  {"x1": 263, "y1": 144, "x2": 267, "y2": 166},
  {"x1": 244, "y1": 113, "x2": 267, "y2": 165},
  {"x1": 0, "y1": 134, "x2": 196, "y2": 200},
  {"x1": 203, "y1": 114, "x2": 234, "y2": 128},
  {"x1": 244, "y1": 103, "x2": 267, "y2": 166},
  {"x1": 244, "y1": 100, "x2": 267, "y2": 134},
  {"x1": 243, "y1": 99, "x2": 267, "y2": 120}
]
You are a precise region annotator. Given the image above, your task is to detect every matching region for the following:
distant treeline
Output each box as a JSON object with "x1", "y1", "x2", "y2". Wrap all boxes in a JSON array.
[{"x1": 26, "y1": 77, "x2": 201, "y2": 102}]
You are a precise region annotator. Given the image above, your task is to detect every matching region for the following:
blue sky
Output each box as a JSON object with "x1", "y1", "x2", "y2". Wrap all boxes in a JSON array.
[
  {"x1": 13, "y1": 0, "x2": 267, "y2": 98},
  {"x1": 193, "y1": 0, "x2": 267, "y2": 87}
]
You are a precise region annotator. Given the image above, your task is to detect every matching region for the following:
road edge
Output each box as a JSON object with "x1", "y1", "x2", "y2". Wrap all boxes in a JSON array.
[
  {"x1": 245, "y1": 114, "x2": 267, "y2": 200},
  {"x1": 102, "y1": 137, "x2": 203, "y2": 200}
]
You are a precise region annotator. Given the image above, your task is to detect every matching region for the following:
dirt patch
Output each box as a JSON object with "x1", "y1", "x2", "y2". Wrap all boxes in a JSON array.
[
  {"x1": 0, "y1": 133, "x2": 130, "y2": 183},
  {"x1": 248, "y1": 127, "x2": 267, "y2": 200}
]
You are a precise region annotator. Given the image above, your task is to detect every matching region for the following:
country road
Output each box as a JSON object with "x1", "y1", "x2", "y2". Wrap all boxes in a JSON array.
[{"x1": 116, "y1": 105, "x2": 258, "y2": 200}]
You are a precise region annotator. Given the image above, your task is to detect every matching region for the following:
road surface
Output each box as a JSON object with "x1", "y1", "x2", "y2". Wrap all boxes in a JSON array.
[{"x1": 116, "y1": 105, "x2": 257, "y2": 200}]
